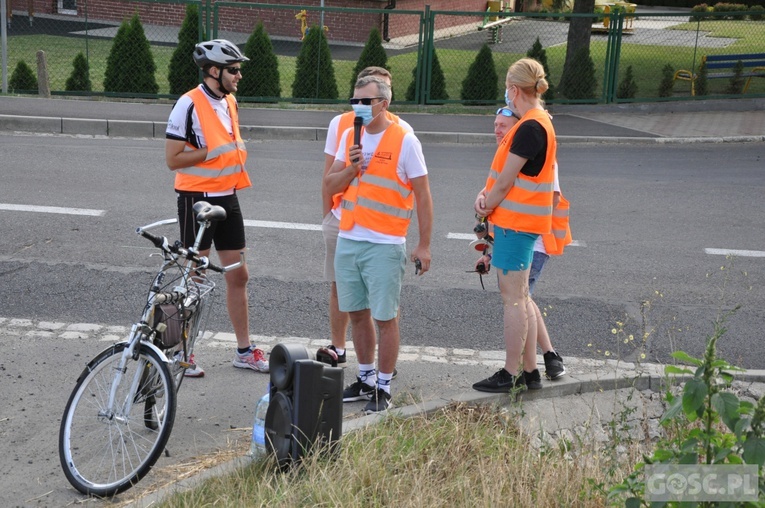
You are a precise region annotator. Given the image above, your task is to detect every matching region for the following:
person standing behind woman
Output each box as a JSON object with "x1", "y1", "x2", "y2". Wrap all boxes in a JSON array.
[
  {"x1": 491, "y1": 106, "x2": 569, "y2": 385},
  {"x1": 472, "y1": 58, "x2": 557, "y2": 393}
]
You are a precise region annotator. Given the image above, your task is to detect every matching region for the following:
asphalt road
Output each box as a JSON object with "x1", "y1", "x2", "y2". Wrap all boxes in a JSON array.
[{"x1": 1, "y1": 134, "x2": 763, "y2": 506}]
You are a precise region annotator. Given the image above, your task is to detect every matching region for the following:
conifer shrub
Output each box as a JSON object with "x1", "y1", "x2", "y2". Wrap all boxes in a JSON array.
[
  {"x1": 292, "y1": 24, "x2": 338, "y2": 100},
  {"x1": 349, "y1": 28, "x2": 389, "y2": 97},
  {"x1": 168, "y1": 4, "x2": 200, "y2": 96},
  {"x1": 695, "y1": 59, "x2": 708, "y2": 96},
  {"x1": 65, "y1": 52, "x2": 92, "y2": 92},
  {"x1": 658, "y1": 63, "x2": 675, "y2": 97},
  {"x1": 616, "y1": 65, "x2": 637, "y2": 99},
  {"x1": 725, "y1": 59, "x2": 745, "y2": 94},
  {"x1": 558, "y1": 46, "x2": 596, "y2": 100},
  {"x1": 526, "y1": 37, "x2": 555, "y2": 101},
  {"x1": 239, "y1": 22, "x2": 281, "y2": 101},
  {"x1": 460, "y1": 43, "x2": 498, "y2": 104},
  {"x1": 104, "y1": 13, "x2": 158, "y2": 95},
  {"x1": 406, "y1": 49, "x2": 448, "y2": 103},
  {"x1": 9, "y1": 60, "x2": 38, "y2": 93}
]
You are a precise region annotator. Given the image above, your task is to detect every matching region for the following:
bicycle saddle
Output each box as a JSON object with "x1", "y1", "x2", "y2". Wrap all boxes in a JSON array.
[{"x1": 192, "y1": 201, "x2": 227, "y2": 222}]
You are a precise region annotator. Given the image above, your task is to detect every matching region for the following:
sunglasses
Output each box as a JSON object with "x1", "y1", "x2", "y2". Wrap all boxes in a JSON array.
[
  {"x1": 496, "y1": 107, "x2": 520, "y2": 120},
  {"x1": 349, "y1": 97, "x2": 384, "y2": 105},
  {"x1": 224, "y1": 66, "x2": 242, "y2": 76}
]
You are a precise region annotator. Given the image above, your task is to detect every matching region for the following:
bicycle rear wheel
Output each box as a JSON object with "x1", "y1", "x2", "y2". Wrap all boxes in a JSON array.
[
  {"x1": 166, "y1": 293, "x2": 211, "y2": 392},
  {"x1": 59, "y1": 342, "x2": 176, "y2": 497}
]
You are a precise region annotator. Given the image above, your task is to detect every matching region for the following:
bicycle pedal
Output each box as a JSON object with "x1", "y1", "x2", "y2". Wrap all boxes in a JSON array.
[{"x1": 178, "y1": 360, "x2": 194, "y2": 369}]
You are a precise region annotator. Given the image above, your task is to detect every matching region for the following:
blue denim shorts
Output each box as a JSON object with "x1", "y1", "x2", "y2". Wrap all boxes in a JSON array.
[
  {"x1": 528, "y1": 251, "x2": 550, "y2": 295},
  {"x1": 334, "y1": 237, "x2": 406, "y2": 321},
  {"x1": 492, "y1": 226, "x2": 538, "y2": 273}
]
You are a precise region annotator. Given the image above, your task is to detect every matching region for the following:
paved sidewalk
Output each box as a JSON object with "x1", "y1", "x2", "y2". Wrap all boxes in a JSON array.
[{"x1": 1, "y1": 95, "x2": 764, "y2": 143}]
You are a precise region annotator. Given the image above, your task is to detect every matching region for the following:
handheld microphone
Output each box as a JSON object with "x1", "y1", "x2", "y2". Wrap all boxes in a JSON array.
[{"x1": 352, "y1": 117, "x2": 363, "y2": 164}]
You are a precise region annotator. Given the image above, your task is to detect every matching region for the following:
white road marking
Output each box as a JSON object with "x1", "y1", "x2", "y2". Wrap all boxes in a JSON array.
[
  {"x1": 0, "y1": 203, "x2": 104, "y2": 216},
  {"x1": 243, "y1": 219, "x2": 321, "y2": 231},
  {"x1": 704, "y1": 248, "x2": 765, "y2": 258}
]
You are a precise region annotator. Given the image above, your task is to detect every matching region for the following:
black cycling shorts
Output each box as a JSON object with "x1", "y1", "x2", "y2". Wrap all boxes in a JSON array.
[{"x1": 176, "y1": 191, "x2": 246, "y2": 252}]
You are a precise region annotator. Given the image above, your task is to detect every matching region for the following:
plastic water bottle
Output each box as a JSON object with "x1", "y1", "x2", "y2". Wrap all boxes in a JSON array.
[{"x1": 249, "y1": 389, "x2": 270, "y2": 460}]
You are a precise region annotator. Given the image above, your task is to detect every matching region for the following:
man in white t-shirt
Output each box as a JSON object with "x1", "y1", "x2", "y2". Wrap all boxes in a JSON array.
[
  {"x1": 324, "y1": 76, "x2": 433, "y2": 413},
  {"x1": 321, "y1": 67, "x2": 412, "y2": 367}
]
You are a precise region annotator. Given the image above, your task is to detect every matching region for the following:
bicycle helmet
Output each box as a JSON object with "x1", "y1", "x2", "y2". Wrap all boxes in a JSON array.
[{"x1": 193, "y1": 39, "x2": 249, "y2": 69}]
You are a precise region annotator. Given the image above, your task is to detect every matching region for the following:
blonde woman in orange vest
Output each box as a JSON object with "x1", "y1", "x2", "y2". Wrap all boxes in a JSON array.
[
  {"x1": 324, "y1": 76, "x2": 433, "y2": 413},
  {"x1": 472, "y1": 58, "x2": 557, "y2": 393},
  {"x1": 165, "y1": 39, "x2": 268, "y2": 377},
  {"x1": 320, "y1": 67, "x2": 412, "y2": 367},
  {"x1": 493, "y1": 106, "x2": 570, "y2": 383}
]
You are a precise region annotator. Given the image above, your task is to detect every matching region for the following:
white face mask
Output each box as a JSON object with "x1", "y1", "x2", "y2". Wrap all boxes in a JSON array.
[
  {"x1": 352, "y1": 104, "x2": 374, "y2": 126},
  {"x1": 505, "y1": 86, "x2": 518, "y2": 111}
]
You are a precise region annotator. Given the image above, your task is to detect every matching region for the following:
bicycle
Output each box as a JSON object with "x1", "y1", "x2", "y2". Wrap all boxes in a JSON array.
[{"x1": 58, "y1": 201, "x2": 244, "y2": 497}]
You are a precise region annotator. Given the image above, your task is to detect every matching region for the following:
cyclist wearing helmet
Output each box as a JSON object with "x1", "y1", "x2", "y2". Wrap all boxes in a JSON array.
[{"x1": 165, "y1": 39, "x2": 269, "y2": 376}]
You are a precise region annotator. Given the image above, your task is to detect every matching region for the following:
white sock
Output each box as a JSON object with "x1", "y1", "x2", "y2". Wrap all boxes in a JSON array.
[
  {"x1": 359, "y1": 363, "x2": 376, "y2": 386},
  {"x1": 377, "y1": 372, "x2": 393, "y2": 394}
]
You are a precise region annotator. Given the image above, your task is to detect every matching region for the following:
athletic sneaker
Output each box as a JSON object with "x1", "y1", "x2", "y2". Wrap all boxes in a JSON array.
[
  {"x1": 173, "y1": 351, "x2": 205, "y2": 378},
  {"x1": 543, "y1": 351, "x2": 566, "y2": 380},
  {"x1": 233, "y1": 347, "x2": 269, "y2": 373},
  {"x1": 472, "y1": 368, "x2": 527, "y2": 393},
  {"x1": 523, "y1": 369, "x2": 543, "y2": 390},
  {"x1": 183, "y1": 353, "x2": 205, "y2": 378},
  {"x1": 342, "y1": 377, "x2": 375, "y2": 402},
  {"x1": 364, "y1": 388, "x2": 393, "y2": 414},
  {"x1": 325, "y1": 345, "x2": 347, "y2": 364}
]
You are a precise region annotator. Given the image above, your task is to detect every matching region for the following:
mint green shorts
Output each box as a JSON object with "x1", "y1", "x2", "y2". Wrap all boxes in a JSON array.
[{"x1": 334, "y1": 237, "x2": 406, "y2": 321}]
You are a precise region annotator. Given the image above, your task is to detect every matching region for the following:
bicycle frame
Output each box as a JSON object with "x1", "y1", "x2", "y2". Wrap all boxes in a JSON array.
[{"x1": 102, "y1": 214, "x2": 244, "y2": 421}]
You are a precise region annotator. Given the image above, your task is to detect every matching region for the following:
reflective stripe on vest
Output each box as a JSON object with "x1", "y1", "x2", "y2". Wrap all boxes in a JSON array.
[
  {"x1": 338, "y1": 123, "x2": 413, "y2": 236},
  {"x1": 541, "y1": 194, "x2": 572, "y2": 256},
  {"x1": 331, "y1": 110, "x2": 402, "y2": 212},
  {"x1": 485, "y1": 108, "x2": 556, "y2": 234},
  {"x1": 174, "y1": 87, "x2": 251, "y2": 193}
]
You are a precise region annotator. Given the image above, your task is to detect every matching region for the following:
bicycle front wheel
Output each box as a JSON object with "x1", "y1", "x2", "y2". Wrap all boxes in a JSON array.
[{"x1": 59, "y1": 342, "x2": 176, "y2": 497}]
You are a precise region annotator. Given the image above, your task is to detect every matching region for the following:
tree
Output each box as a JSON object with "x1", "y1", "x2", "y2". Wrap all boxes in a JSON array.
[
  {"x1": 65, "y1": 52, "x2": 92, "y2": 92},
  {"x1": 104, "y1": 13, "x2": 158, "y2": 94},
  {"x1": 658, "y1": 64, "x2": 674, "y2": 97},
  {"x1": 616, "y1": 65, "x2": 637, "y2": 99},
  {"x1": 526, "y1": 37, "x2": 555, "y2": 101},
  {"x1": 9, "y1": 60, "x2": 37, "y2": 93},
  {"x1": 460, "y1": 43, "x2": 498, "y2": 104},
  {"x1": 558, "y1": 46, "x2": 596, "y2": 100},
  {"x1": 239, "y1": 22, "x2": 281, "y2": 101},
  {"x1": 349, "y1": 28, "x2": 389, "y2": 97},
  {"x1": 168, "y1": 4, "x2": 200, "y2": 96},
  {"x1": 558, "y1": 0, "x2": 595, "y2": 97},
  {"x1": 292, "y1": 24, "x2": 338, "y2": 100}
]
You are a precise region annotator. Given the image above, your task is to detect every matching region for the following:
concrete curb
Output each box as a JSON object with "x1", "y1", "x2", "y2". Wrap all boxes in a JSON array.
[
  {"x1": 123, "y1": 364, "x2": 765, "y2": 507},
  {"x1": 2, "y1": 114, "x2": 764, "y2": 145}
]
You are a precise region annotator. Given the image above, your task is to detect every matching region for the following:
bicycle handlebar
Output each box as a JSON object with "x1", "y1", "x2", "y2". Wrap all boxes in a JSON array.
[{"x1": 136, "y1": 219, "x2": 245, "y2": 274}]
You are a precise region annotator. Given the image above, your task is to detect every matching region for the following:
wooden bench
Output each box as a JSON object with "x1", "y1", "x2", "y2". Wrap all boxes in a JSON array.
[{"x1": 675, "y1": 53, "x2": 765, "y2": 95}]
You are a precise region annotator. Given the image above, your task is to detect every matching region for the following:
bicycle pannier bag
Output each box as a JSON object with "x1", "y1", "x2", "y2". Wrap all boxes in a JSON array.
[{"x1": 153, "y1": 304, "x2": 183, "y2": 348}]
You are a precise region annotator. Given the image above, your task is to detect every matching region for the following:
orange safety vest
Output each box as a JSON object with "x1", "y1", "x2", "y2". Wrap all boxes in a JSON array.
[
  {"x1": 541, "y1": 194, "x2": 572, "y2": 255},
  {"x1": 174, "y1": 88, "x2": 251, "y2": 193},
  {"x1": 486, "y1": 108, "x2": 556, "y2": 235},
  {"x1": 338, "y1": 123, "x2": 413, "y2": 237},
  {"x1": 330, "y1": 110, "x2": 402, "y2": 212}
]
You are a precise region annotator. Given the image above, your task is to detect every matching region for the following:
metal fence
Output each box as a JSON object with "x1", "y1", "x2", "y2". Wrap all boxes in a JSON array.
[{"x1": 1, "y1": 0, "x2": 764, "y2": 104}]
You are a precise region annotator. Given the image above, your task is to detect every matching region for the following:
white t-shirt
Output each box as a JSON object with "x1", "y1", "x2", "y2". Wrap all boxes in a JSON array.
[
  {"x1": 533, "y1": 161, "x2": 562, "y2": 254},
  {"x1": 324, "y1": 113, "x2": 413, "y2": 157},
  {"x1": 166, "y1": 84, "x2": 235, "y2": 149},
  {"x1": 334, "y1": 125, "x2": 427, "y2": 245}
]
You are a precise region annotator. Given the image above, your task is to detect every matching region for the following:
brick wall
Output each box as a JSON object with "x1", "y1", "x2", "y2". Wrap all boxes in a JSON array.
[{"x1": 8, "y1": 0, "x2": 492, "y2": 43}]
